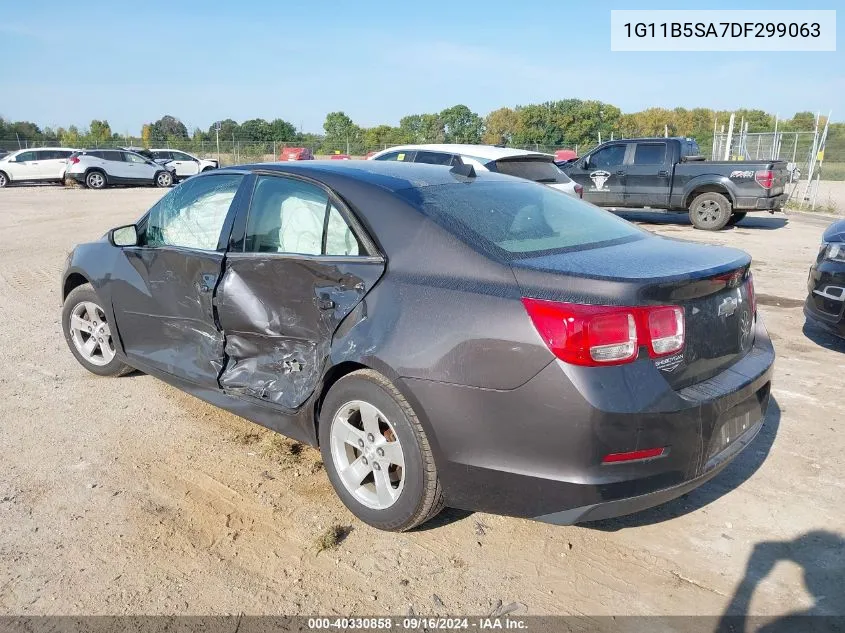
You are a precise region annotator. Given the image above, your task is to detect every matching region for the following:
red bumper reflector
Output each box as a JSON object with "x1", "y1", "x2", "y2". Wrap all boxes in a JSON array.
[{"x1": 602, "y1": 447, "x2": 666, "y2": 464}]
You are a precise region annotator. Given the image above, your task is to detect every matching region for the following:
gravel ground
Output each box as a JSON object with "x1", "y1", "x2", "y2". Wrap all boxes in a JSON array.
[{"x1": 0, "y1": 184, "x2": 843, "y2": 618}]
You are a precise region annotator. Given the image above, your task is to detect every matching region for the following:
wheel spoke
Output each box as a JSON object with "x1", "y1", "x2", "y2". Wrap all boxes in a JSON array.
[
  {"x1": 359, "y1": 402, "x2": 381, "y2": 437},
  {"x1": 81, "y1": 336, "x2": 98, "y2": 358},
  {"x1": 100, "y1": 321, "x2": 111, "y2": 337},
  {"x1": 373, "y1": 467, "x2": 398, "y2": 506},
  {"x1": 70, "y1": 314, "x2": 90, "y2": 333},
  {"x1": 85, "y1": 302, "x2": 100, "y2": 323},
  {"x1": 99, "y1": 339, "x2": 115, "y2": 363},
  {"x1": 378, "y1": 440, "x2": 404, "y2": 468},
  {"x1": 336, "y1": 418, "x2": 366, "y2": 448},
  {"x1": 340, "y1": 456, "x2": 371, "y2": 490}
]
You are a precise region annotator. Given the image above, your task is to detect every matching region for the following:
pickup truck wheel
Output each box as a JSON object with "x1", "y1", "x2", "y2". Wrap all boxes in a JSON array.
[
  {"x1": 727, "y1": 212, "x2": 747, "y2": 226},
  {"x1": 689, "y1": 192, "x2": 731, "y2": 231}
]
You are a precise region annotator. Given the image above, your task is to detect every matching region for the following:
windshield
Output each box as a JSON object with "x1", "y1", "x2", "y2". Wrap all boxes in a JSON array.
[
  {"x1": 399, "y1": 180, "x2": 643, "y2": 258},
  {"x1": 493, "y1": 158, "x2": 571, "y2": 184}
]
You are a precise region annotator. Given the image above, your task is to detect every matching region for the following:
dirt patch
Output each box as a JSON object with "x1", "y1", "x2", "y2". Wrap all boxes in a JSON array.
[{"x1": 756, "y1": 294, "x2": 806, "y2": 309}]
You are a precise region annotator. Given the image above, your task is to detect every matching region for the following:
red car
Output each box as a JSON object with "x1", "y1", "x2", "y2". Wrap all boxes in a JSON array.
[
  {"x1": 279, "y1": 147, "x2": 314, "y2": 161},
  {"x1": 554, "y1": 149, "x2": 578, "y2": 163}
]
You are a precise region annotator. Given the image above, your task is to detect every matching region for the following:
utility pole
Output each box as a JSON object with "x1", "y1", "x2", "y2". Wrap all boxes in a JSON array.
[{"x1": 724, "y1": 113, "x2": 735, "y2": 160}]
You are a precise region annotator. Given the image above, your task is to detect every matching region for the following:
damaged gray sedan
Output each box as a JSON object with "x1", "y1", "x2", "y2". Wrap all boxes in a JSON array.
[{"x1": 62, "y1": 161, "x2": 773, "y2": 532}]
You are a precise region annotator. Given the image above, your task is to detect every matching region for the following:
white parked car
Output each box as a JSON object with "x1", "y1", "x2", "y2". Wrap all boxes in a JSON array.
[
  {"x1": 65, "y1": 149, "x2": 175, "y2": 189},
  {"x1": 0, "y1": 147, "x2": 78, "y2": 188},
  {"x1": 367, "y1": 144, "x2": 583, "y2": 198},
  {"x1": 149, "y1": 149, "x2": 218, "y2": 180}
]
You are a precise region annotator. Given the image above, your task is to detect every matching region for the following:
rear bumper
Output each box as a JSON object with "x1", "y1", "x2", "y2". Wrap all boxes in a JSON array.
[
  {"x1": 734, "y1": 193, "x2": 787, "y2": 211},
  {"x1": 403, "y1": 317, "x2": 775, "y2": 523},
  {"x1": 64, "y1": 171, "x2": 85, "y2": 184},
  {"x1": 804, "y1": 259, "x2": 845, "y2": 338}
]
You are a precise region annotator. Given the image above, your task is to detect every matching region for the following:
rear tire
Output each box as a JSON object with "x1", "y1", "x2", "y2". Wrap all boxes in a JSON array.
[
  {"x1": 727, "y1": 212, "x2": 747, "y2": 226},
  {"x1": 0, "y1": 171, "x2": 9, "y2": 188},
  {"x1": 62, "y1": 284, "x2": 132, "y2": 377},
  {"x1": 85, "y1": 170, "x2": 106, "y2": 189},
  {"x1": 202, "y1": 166, "x2": 215, "y2": 172},
  {"x1": 689, "y1": 192, "x2": 732, "y2": 231},
  {"x1": 319, "y1": 369, "x2": 443, "y2": 532}
]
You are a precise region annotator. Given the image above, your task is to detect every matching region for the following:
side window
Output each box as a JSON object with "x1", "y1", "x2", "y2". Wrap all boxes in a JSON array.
[
  {"x1": 36, "y1": 150, "x2": 57, "y2": 160},
  {"x1": 124, "y1": 153, "x2": 148, "y2": 164},
  {"x1": 244, "y1": 176, "x2": 327, "y2": 255},
  {"x1": 145, "y1": 174, "x2": 243, "y2": 250},
  {"x1": 589, "y1": 145, "x2": 626, "y2": 169},
  {"x1": 374, "y1": 150, "x2": 413, "y2": 162},
  {"x1": 56, "y1": 150, "x2": 73, "y2": 159},
  {"x1": 414, "y1": 151, "x2": 454, "y2": 166},
  {"x1": 102, "y1": 151, "x2": 123, "y2": 162},
  {"x1": 633, "y1": 143, "x2": 667, "y2": 165},
  {"x1": 325, "y1": 205, "x2": 362, "y2": 256},
  {"x1": 153, "y1": 150, "x2": 171, "y2": 160},
  {"x1": 16, "y1": 151, "x2": 36, "y2": 162},
  {"x1": 172, "y1": 151, "x2": 193, "y2": 161}
]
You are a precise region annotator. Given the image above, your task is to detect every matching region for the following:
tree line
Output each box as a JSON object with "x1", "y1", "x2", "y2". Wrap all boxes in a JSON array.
[{"x1": 1, "y1": 101, "x2": 841, "y2": 159}]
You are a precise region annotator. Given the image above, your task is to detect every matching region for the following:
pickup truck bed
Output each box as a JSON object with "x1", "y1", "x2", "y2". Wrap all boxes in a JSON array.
[{"x1": 560, "y1": 137, "x2": 788, "y2": 230}]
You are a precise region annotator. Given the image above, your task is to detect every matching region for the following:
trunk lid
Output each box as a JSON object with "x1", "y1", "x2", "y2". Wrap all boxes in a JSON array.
[{"x1": 510, "y1": 235, "x2": 754, "y2": 389}]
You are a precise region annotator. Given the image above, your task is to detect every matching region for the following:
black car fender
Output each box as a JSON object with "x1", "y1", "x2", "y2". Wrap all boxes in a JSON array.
[{"x1": 682, "y1": 174, "x2": 737, "y2": 208}]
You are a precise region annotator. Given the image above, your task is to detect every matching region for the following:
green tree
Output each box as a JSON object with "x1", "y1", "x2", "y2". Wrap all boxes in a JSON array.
[
  {"x1": 482, "y1": 107, "x2": 519, "y2": 145},
  {"x1": 269, "y1": 118, "x2": 297, "y2": 141},
  {"x1": 439, "y1": 104, "x2": 483, "y2": 143},
  {"x1": 88, "y1": 119, "x2": 112, "y2": 146},
  {"x1": 150, "y1": 115, "x2": 188, "y2": 143},
  {"x1": 323, "y1": 111, "x2": 360, "y2": 152},
  {"x1": 60, "y1": 125, "x2": 81, "y2": 147},
  {"x1": 208, "y1": 118, "x2": 240, "y2": 140},
  {"x1": 239, "y1": 118, "x2": 273, "y2": 142}
]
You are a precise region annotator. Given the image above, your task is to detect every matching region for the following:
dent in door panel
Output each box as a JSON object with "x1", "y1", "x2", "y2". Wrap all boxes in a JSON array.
[{"x1": 215, "y1": 256, "x2": 384, "y2": 409}]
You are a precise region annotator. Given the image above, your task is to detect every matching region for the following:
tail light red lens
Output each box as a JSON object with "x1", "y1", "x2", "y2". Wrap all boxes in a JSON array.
[
  {"x1": 521, "y1": 298, "x2": 685, "y2": 367},
  {"x1": 746, "y1": 273, "x2": 756, "y2": 317},
  {"x1": 574, "y1": 183, "x2": 584, "y2": 198},
  {"x1": 755, "y1": 169, "x2": 774, "y2": 189},
  {"x1": 69, "y1": 156, "x2": 80, "y2": 164}
]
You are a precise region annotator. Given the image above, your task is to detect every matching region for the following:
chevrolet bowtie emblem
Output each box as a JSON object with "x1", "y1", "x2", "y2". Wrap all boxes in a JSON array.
[{"x1": 718, "y1": 296, "x2": 739, "y2": 318}]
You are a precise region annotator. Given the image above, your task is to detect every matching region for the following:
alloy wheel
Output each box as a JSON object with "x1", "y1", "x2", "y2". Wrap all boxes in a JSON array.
[
  {"x1": 0, "y1": 172, "x2": 7, "y2": 187},
  {"x1": 68, "y1": 301, "x2": 115, "y2": 366},
  {"x1": 157, "y1": 172, "x2": 172, "y2": 187},
  {"x1": 329, "y1": 400, "x2": 405, "y2": 510},
  {"x1": 87, "y1": 172, "x2": 105, "y2": 189}
]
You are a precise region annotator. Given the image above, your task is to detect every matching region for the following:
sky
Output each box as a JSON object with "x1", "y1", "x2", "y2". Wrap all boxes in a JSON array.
[{"x1": 0, "y1": 0, "x2": 842, "y2": 135}]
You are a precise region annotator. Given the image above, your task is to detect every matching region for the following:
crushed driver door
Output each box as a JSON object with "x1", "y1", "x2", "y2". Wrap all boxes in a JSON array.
[{"x1": 214, "y1": 173, "x2": 384, "y2": 410}]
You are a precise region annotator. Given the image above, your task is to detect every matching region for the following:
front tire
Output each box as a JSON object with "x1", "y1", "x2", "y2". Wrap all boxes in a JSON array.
[
  {"x1": 85, "y1": 170, "x2": 106, "y2": 189},
  {"x1": 155, "y1": 171, "x2": 173, "y2": 187},
  {"x1": 0, "y1": 171, "x2": 8, "y2": 188},
  {"x1": 727, "y1": 212, "x2": 747, "y2": 226},
  {"x1": 689, "y1": 192, "x2": 732, "y2": 231},
  {"x1": 62, "y1": 284, "x2": 131, "y2": 377},
  {"x1": 319, "y1": 369, "x2": 443, "y2": 531}
]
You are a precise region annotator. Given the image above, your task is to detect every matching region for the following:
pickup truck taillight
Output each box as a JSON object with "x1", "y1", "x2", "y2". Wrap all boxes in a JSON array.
[
  {"x1": 755, "y1": 170, "x2": 774, "y2": 189},
  {"x1": 574, "y1": 183, "x2": 584, "y2": 198},
  {"x1": 521, "y1": 298, "x2": 685, "y2": 366}
]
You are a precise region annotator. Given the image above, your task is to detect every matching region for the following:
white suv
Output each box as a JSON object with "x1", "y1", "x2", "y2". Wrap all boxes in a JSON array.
[
  {"x1": 149, "y1": 149, "x2": 218, "y2": 180},
  {"x1": 65, "y1": 149, "x2": 175, "y2": 189},
  {"x1": 368, "y1": 144, "x2": 583, "y2": 198},
  {"x1": 0, "y1": 147, "x2": 78, "y2": 188}
]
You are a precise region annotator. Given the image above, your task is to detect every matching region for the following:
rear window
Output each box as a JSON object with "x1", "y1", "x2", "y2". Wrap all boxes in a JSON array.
[
  {"x1": 492, "y1": 158, "x2": 570, "y2": 184},
  {"x1": 633, "y1": 143, "x2": 666, "y2": 165},
  {"x1": 399, "y1": 181, "x2": 642, "y2": 257}
]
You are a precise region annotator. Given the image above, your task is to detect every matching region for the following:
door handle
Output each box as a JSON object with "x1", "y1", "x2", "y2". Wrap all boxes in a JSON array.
[
  {"x1": 615, "y1": 170, "x2": 625, "y2": 176},
  {"x1": 657, "y1": 170, "x2": 669, "y2": 177}
]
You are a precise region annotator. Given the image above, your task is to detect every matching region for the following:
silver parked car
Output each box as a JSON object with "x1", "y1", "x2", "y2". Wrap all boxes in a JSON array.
[{"x1": 65, "y1": 149, "x2": 175, "y2": 189}]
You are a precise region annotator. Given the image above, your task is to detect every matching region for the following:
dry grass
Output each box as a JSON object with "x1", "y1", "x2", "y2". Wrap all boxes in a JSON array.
[{"x1": 314, "y1": 524, "x2": 352, "y2": 554}]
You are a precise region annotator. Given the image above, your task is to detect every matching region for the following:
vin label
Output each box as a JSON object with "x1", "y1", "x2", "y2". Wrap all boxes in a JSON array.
[{"x1": 611, "y1": 10, "x2": 836, "y2": 51}]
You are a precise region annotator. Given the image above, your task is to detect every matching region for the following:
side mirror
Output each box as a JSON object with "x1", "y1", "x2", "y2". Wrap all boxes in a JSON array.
[
  {"x1": 109, "y1": 224, "x2": 138, "y2": 247},
  {"x1": 581, "y1": 158, "x2": 590, "y2": 170}
]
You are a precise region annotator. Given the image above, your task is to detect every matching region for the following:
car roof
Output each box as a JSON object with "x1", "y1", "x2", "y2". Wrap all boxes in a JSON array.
[
  {"x1": 372, "y1": 144, "x2": 551, "y2": 161},
  {"x1": 12, "y1": 147, "x2": 78, "y2": 152},
  {"x1": 226, "y1": 160, "x2": 523, "y2": 192}
]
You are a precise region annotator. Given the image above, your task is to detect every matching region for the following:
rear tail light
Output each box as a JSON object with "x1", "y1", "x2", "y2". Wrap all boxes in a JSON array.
[
  {"x1": 69, "y1": 156, "x2": 80, "y2": 164},
  {"x1": 574, "y1": 183, "x2": 584, "y2": 198},
  {"x1": 521, "y1": 298, "x2": 685, "y2": 367},
  {"x1": 746, "y1": 273, "x2": 756, "y2": 317},
  {"x1": 755, "y1": 169, "x2": 774, "y2": 189}
]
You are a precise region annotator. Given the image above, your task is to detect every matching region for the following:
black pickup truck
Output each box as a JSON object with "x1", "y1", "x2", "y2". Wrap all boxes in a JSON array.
[{"x1": 559, "y1": 137, "x2": 788, "y2": 230}]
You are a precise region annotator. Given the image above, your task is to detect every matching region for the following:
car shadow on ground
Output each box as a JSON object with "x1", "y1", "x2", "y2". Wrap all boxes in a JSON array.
[
  {"x1": 803, "y1": 321, "x2": 845, "y2": 353},
  {"x1": 584, "y1": 398, "x2": 781, "y2": 532},
  {"x1": 715, "y1": 530, "x2": 845, "y2": 630},
  {"x1": 613, "y1": 209, "x2": 789, "y2": 231}
]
